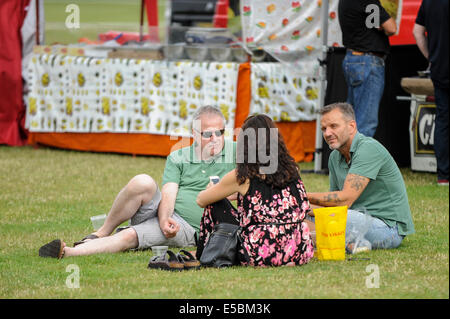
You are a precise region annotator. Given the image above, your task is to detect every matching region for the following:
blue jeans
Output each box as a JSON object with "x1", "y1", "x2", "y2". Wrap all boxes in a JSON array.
[
  {"x1": 345, "y1": 209, "x2": 404, "y2": 251},
  {"x1": 342, "y1": 52, "x2": 385, "y2": 137},
  {"x1": 433, "y1": 86, "x2": 449, "y2": 180}
]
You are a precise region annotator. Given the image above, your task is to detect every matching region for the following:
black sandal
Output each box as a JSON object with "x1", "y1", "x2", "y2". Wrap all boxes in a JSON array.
[
  {"x1": 73, "y1": 234, "x2": 99, "y2": 247},
  {"x1": 177, "y1": 250, "x2": 200, "y2": 270},
  {"x1": 39, "y1": 239, "x2": 65, "y2": 259},
  {"x1": 148, "y1": 250, "x2": 185, "y2": 271}
]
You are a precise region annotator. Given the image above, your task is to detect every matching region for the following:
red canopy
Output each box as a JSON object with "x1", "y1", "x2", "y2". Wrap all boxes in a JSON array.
[
  {"x1": 390, "y1": 0, "x2": 422, "y2": 46},
  {"x1": 0, "y1": 0, "x2": 30, "y2": 146}
]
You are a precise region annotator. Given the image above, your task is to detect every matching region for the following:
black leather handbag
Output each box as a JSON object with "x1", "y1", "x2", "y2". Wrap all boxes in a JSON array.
[{"x1": 199, "y1": 222, "x2": 242, "y2": 268}]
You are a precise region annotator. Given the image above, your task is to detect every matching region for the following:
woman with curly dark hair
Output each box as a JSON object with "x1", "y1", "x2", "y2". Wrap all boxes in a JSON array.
[{"x1": 196, "y1": 114, "x2": 314, "y2": 267}]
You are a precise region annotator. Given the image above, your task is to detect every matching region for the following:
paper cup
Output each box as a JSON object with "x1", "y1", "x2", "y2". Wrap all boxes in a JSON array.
[
  {"x1": 90, "y1": 214, "x2": 106, "y2": 231},
  {"x1": 151, "y1": 246, "x2": 168, "y2": 257}
]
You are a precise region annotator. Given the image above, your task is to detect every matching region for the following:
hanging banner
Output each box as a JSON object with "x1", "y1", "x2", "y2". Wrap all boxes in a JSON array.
[
  {"x1": 241, "y1": 0, "x2": 404, "y2": 65},
  {"x1": 25, "y1": 54, "x2": 239, "y2": 136},
  {"x1": 241, "y1": 0, "x2": 342, "y2": 67},
  {"x1": 250, "y1": 62, "x2": 321, "y2": 122}
]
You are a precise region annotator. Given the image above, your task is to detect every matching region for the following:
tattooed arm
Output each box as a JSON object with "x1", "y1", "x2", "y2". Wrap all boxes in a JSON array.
[{"x1": 307, "y1": 173, "x2": 370, "y2": 208}]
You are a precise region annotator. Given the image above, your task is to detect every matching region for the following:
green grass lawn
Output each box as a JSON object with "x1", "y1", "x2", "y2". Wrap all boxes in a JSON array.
[
  {"x1": 15, "y1": 0, "x2": 448, "y2": 301},
  {"x1": 44, "y1": 0, "x2": 167, "y2": 45},
  {"x1": 0, "y1": 145, "x2": 448, "y2": 299}
]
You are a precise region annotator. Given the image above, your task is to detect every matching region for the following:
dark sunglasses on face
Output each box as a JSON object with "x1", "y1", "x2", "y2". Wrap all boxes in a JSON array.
[{"x1": 197, "y1": 129, "x2": 225, "y2": 138}]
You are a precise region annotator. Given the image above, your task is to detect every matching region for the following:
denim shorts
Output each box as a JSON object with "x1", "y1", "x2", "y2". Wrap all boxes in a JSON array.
[{"x1": 128, "y1": 187, "x2": 197, "y2": 249}]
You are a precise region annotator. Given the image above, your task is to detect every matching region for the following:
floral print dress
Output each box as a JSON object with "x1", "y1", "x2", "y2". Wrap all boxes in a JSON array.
[{"x1": 198, "y1": 177, "x2": 314, "y2": 267}]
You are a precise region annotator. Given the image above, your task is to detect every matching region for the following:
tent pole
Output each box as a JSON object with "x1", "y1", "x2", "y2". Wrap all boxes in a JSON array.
[
  {"x1": 314, "y1": 0, "x2": 329, "y2": 173},
  {"x1": 35, "y1": 0, "x2": 40, "y2": 45},
  {"x1": 139, "y1": 0, "x2": 144, "y2": 42}
]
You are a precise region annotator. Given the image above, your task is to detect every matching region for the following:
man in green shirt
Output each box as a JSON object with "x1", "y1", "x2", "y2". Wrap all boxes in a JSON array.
[
  {"x1": 39, "y1": 106, "x2": 236, "y2": 258},
  {"x1": 161, "y1": 138, "x2": 235, "y2": 235},
  {"x1": 307, "y1": 103, "x2": 415, "y2": 253}
]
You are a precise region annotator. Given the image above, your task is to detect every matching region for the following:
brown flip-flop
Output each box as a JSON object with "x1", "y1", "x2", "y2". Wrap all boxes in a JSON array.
[
  {"x1": 39, "y1": 239, "x2": 65, "y2": 259},
  {"x1": 73, "y1": 234, "x2": 99, "y2": 247},
  {"x1": 177, "y1": 250, "x2": 200, "y2": 270}
]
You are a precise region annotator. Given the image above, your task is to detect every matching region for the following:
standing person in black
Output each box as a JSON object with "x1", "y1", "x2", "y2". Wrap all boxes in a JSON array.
[
  {"x1": 413, "y1": 0, "x2": 449, "y2": 186},
  {"x1": 338, "y1": 0, "x2": 397, "y2": 137}
]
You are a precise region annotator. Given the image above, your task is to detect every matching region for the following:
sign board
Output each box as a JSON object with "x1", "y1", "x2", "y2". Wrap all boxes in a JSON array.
[{"x1": 409, "y1": 98, "x2": 437, "y2": 172}]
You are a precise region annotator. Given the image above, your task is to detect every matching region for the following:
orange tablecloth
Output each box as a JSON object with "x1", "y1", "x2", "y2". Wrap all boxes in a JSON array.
[{"x1": 28, "y1": 62, "x2": 316, "y2": 162}]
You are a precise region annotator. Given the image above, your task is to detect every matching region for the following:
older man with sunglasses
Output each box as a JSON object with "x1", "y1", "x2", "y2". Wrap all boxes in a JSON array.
[{"x1": 39, "y1": 106, "x2": 236, "y2": 259}]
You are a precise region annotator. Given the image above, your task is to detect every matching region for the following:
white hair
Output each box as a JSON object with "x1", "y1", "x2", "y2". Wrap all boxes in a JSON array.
[{"x1": 192, "y1": 105, "x2": 225, "y2": 123}]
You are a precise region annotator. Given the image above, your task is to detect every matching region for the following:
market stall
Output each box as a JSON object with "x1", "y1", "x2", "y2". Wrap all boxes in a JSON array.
[
  {"x1": 25, "y1": 50, "x2": 317, "y2": 161},
  {"x1": 3, "y1": 0, "x2": 425, "y2": 167},
  {"x1": 24, "y1": 0, "x2": 332, "y2": 162}
]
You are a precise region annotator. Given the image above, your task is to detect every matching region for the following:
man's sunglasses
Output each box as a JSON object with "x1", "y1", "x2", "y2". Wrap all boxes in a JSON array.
[{"x1": 196, "y1": 129, "x2": 225, "y2": 138}]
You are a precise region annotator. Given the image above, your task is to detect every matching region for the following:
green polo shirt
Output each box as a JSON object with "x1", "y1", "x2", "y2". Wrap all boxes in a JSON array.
[
  {"x1": 162, "y1": 140, "x2": 236, "y2": 233},
  {"x1": 328, "y1": 132, "x2": 415, "y2": 236}
]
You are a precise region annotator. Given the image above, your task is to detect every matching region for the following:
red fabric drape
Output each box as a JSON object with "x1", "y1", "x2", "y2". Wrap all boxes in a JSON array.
[{"x1": 0, "y1": 0, "x2": 30, "y2": 146}]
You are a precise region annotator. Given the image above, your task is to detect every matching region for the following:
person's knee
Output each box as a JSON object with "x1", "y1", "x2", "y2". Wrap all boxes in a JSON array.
[
  {"x1": 127, "y1": 174, "x2": 157, "y2": 197},
  {"x1": 371, "y1": 235, "x2": 403, "y2": 250},
  {"x1": 118, "y1": 228, "x2": 139, "y2": 249}
]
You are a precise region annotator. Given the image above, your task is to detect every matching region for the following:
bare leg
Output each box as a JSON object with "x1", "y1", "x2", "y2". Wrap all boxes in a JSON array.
[
  {"x1": 94, "y1": 174, "x2": 157, "y2": 238},
  {"x1": 64, "y1": 228, "x2": 138, "y2": 257},
  {"x1": 39, "y1": 175, "x2": 158, "y2": 258}
]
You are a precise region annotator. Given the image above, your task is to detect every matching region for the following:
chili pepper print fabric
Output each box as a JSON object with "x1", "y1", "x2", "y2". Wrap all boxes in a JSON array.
[{"x1": 241, "y1": 0, "x2": 343, "y2": 65}]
